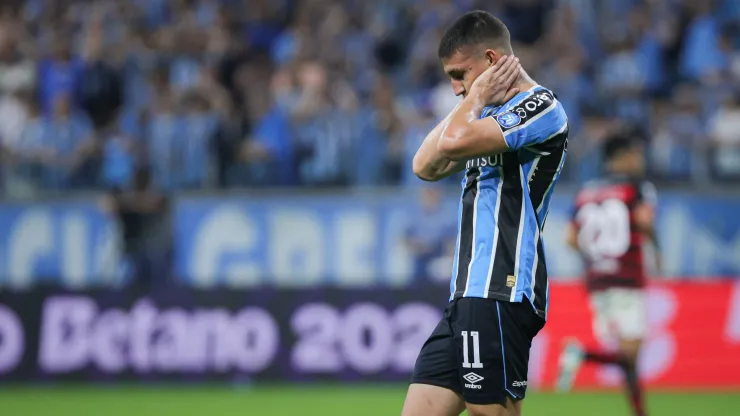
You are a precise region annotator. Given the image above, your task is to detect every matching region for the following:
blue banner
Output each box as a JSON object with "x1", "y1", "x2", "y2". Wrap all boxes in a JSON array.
[
  {"x1": 0, "y1": 201, "x2": 120, "y2": 288},
  {"x1": 173, "y1": 191, "x2": 740, "y2": 287},
  {"x1": 0, "y1": 191, "x2": 738, "y2": 288}
]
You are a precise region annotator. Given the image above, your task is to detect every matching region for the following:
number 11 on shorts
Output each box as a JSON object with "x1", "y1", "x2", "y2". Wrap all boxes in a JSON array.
[{"x1": 461, "y1": 331, "x2": 483, "y2": 368}]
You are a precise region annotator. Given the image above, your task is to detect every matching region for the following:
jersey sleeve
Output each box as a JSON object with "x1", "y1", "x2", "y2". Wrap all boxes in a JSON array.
[{"x1": 491, "y1": 89, "x2": 569, "y2": 151}]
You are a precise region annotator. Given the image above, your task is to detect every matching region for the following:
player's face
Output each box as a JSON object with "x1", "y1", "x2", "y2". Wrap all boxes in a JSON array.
[
  {"x1": 442, "y1": 48, "x2": 494, "y2": 98},
  {"x1": 628, "y1": 145, "x2": 646, "y2": 175},
  {"x1": 619, "y1": 145, "x2": 646, "y2": 175}
]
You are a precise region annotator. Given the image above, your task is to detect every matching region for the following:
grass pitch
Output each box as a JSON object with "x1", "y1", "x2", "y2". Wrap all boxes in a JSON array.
[{"x1": 0, "y1": 385, "x2": 738, "y2": 415}]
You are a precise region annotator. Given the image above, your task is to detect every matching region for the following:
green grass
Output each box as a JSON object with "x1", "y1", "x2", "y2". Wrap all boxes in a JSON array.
[{"x1": 0, "y1": 385, "x2": 738, "y2": 415}]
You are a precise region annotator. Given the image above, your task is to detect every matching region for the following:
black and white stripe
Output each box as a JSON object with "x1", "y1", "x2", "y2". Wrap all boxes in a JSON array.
[
  {"x1": 525, "y1": 126, "x2": 568, "y2": 317},
  {"x1": 486, "y1": 152, "x2": 523, "y2": 298},
  {"x1": 454, "y1": 168, "x2": 481, "y2": 296},
  {"x1": 528, "y1": 130, "x2": 569, "y2": 218}
]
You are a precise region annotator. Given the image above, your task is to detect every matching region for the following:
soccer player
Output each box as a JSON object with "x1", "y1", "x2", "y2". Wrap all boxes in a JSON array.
[
  {"x1": 556, "y1": 131, "x2": 658, "y2": 416},
  {"x1": 403, "y1": 10, "x2": 569, "y2": 416}
]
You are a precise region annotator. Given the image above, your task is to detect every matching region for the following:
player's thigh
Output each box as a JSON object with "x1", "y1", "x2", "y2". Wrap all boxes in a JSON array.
[
  {"x1": 590, "y1": 288, "x2": 646, "y2": 348},
  {"x1": 588, "y1": 290, "x2": 613, "y2": 342},
  {"x1": 402, "y1": 383, "x2": 465, "y2": 416},
  {"x1": 466, "y1": 397, "x2": 521, "y2": 416},
  {"x1": 611, "y1": 288, "x2": 647, "y2": 340},
  {"x1": 450, "y1": 298, "x2": 544, "y2": 408},
  {"x1": 407, "y1": 309, "x2": 465, "y2": 416},
  {"x1": 612, "y1": 288, "x2": 646, "y2": 360}
]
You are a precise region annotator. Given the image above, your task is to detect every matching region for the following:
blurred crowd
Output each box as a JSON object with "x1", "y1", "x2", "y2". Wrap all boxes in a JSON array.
[{"x1": 0, "y1": 0, "x2": 739, "y2": 198}]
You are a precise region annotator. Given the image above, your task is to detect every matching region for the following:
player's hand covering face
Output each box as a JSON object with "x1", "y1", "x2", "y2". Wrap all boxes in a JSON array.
[{"x1": 470, "y1": 55, "x2": 522, "y2": 106}]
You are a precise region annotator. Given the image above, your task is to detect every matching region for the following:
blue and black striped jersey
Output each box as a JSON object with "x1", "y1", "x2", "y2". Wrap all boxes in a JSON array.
[{"x1": 450, "y1": 85, "x2": 569, "y2": 320}]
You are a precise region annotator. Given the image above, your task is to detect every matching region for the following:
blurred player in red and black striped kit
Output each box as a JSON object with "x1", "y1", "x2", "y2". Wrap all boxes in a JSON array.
[{"x1": 556, "y1": 130, "x2": 659, "y2": 416}]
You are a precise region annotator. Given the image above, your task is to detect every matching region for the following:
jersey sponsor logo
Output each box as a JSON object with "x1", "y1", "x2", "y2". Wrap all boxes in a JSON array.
[
  {"x1": 511, "y1": 91, "x2": 554, "y2": 120},
  {"x1": 465, "y1": 154, "x2": 504, "y2": 170},
  {"x1": 496, "y1": 112, "x2": 522, "y2": 129},
  {"x1": 512, "y1": 380, "x2": 527, "y2": 387},
  {"x1": 463, "y1": 371, "x2": 484, "y2": 389}
]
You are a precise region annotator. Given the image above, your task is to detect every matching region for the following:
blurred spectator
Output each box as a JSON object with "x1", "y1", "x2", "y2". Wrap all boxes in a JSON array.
[
  {"x1": 403, "y1": 185, "x2": 457, "y2": 284},
  {"x1": 680, "y1": 0, "x2": 728, "y2": 83},
  {"x1": 42, "y1": 93, "x2": 97, "y2": 189},
  {"x1": 77, "y1": 18, "x2": 124, "y2": 130},
  {"x1": 37, "y1": 35, "x2": 83, "y2": 115},
  {"x1": 290, "y1": 60, "x2": 357, "y2": 186},
  {"x1": 649, "y1": 85, "x2": 705, "y2": 181},
  {"x1": 0, "y1": 0, "x2": 737, "y2": 196},
  {"x1": 146, "y1": 82, "x2": 178, "y2": 189},
  {"x1": 101, "y1": 166, "x2": 170, "y2": 288},
  {"x1": 355, "y1": 75, "x2": 404, "y2": 185},
  {"x1": 597, "y1": 35, "x2": 650, "y2": 124},
  {"x1": 231, "y1": 67, "x2": 296, "y2": 187},
  {"x1": 1, "y1": 88, "x2": 44, "y2": 196},
  {"x1": 708, "y1": 94, "x2": 740, "y2": 179},
  {"x1": 0, "y1": 25, "x2": 35, "y2": 96}
]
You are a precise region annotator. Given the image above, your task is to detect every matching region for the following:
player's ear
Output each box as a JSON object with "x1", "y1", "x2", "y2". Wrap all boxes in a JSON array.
[{"x1": 485, "y1": 49, "x2": 497, "y2": 66}]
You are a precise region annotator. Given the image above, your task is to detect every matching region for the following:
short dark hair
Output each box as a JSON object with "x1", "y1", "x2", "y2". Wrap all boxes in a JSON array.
[
  {"x1": 602, "y1": 133, "x2": 640, "y2": 163},
  {"x1": 438, "y1": 10, "x2": 512, "y2": 60}
]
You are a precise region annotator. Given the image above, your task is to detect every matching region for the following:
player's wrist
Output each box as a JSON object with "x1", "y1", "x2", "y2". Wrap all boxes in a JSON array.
[{"x1": 466, "y1": 89, "x2": 488, "y2": 112}]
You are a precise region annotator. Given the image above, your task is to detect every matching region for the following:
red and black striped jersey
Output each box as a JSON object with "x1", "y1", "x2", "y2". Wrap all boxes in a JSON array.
[{"x1": 571, "y1": 176, "x2": 657, "y2": 292}]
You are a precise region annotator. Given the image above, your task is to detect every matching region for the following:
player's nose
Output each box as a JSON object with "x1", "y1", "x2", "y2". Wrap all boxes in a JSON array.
[{"x1": 451, "y1": 80, "x2": 465, "y2": 96}]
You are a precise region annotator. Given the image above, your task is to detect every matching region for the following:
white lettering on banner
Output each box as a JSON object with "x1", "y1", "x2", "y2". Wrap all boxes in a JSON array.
[
  {"x1": 40, "y1": 296, "x2": 95, "y2": 372},
  {"x1": 96, "y1": 226, "x2": 122, "y2": 286},
  {"x1": 384, "y1": 210, "x2": 413, "y2": 286},
  {"x1": 92, "y1": 309, "x2": 129, "y2": 372},
  {"x1": 291, "y1": 302, "x2": 440, "y2": 374},
  {"x1": 37, "y1": 296, "x2": 279, "y2": 374},
  {"x1": 290, "y1": 303, "x2": 343, "y2": 372},
  {"x1": 188, "y1": 206, "x2": 417, "y2": 287},
  {"x1": 391, "y1": 303, "x2": 440, "y2": 371},
  {"x1": 228, "y1": 308, "x2": 280, "y2": 372},
  {"x1": 726, "y1": 282, "x2": 740, "y2": 343},
  {"x1": 151, "y1": 309, "x2": 188, "y2": 372},
  {"x1": 269, "y1": 210, "x2": 324, "y2": 287},
  {"x1": 129, "y1": 300, "x2": 157, "y2": 372},
  {"x1": 62, "y1": 214, "x2": 88, "y2": 288},
  {"x1": 340, "y1": 304, "x2": 393, "y2": 373},
  {"x1": 335, "y1": 212, "x2": 376, "y2": 287},
  {"x1": 3, "y1": 209, "x2": 118, "y2": 289},
  {"x1": 0, "y1": 305, "x2": 24, "y2": 373},
  {"x1": 8, "y1": 209, "x2": 53, "y2": 289},
  {"x1": 191, "y1": 206, "x2": 262, "y2": 288},
  {"x1": 661, "y1": 207, "x2": 740, "y2": 276}
]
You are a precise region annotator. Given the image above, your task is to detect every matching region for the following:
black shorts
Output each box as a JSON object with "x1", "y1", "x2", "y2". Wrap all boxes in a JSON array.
[{"x1": 411, "y1": 297, "x2": 545, "y2": 405}]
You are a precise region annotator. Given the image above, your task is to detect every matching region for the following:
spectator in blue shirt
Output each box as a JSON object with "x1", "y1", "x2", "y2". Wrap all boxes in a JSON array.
[
  {"x1": 177, "y1": 92, "x2": 218, "y2": 188},
  {"x1": 598, "y1": 36, "x2": 651, "y2": 124},
  {"x1": 290, "y1": 61, "x2": 357, "y2": 186},
  {"x1": 403, "y1": 185, "x2": 457, "y2": 284},
  {"x1": 146, "y1": 92, "x2": 179, "y2": 190},
  {"x1": 680, "y1": 1, "x2": 728, "y2": 82},
  {"x1": 42, "y1": 93, "x2": 96, "y2": 189},
  {"x1": 355, "y1": 76, "x2": 404, "y2": 186},
  {"x1": 37, "y1": 36, "x2": 83, "y2": 115}
]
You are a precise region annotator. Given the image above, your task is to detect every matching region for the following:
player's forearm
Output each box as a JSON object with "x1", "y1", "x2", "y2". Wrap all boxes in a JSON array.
[
  {"x1": 643, "y1": 226, "x2": 659, "y2": 250},
  {"x1": 412, "y1": 106, "x2": 463, "y2": 181},
  {"x1": 437, "y1": 93, "x2": 488, "y2": 160}
]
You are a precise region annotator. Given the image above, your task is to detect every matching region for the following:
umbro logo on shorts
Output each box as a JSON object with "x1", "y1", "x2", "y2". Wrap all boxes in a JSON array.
[{"x1": 463, "y1": 372, "x2": 484, "y2": 389}]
